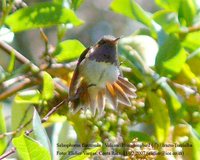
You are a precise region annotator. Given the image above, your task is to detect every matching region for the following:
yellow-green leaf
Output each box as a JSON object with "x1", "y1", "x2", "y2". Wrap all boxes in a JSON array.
[
  {"x1": 42, "y1": 72, "x2": 54, "y2": 100},
  {"x1": 15, "y1": 90, "x2": 42, "y2": 104},
  {"x1": 155, "y1": 0, "x2": 180, "y2": 11},
  {"x1": 0, "y1": 104, "x2": 6, "y2": 155},
  {"x1": 5, "y1": 2, "x2": 83, "y2": 32},
  {"x1": 155, "y1": 35, "x2": 187, "y2": 77},
  {"x1": 54, "y1": 40, "x2": 85, "y2": 62},
  {"x1": 147, "y1": 90, "x2": 170, "y2": 143},
  {"x1": 110, "y1": 0, "x2": 152, "y2": 28},
  {"x1": 12, "y1": 134, "x2": 51, "y2": 160}
]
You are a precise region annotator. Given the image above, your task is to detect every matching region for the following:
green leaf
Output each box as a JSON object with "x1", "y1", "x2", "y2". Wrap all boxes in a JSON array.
[
  {"x1": 110, "y1": 0, "x2": 152, "y2": 28},
  {"x1": 178, "y1": 0, "x2": 197, "y2": 26},
  {"x1": 182, "y1": 31, "x2": 200, "y2": 51},
  {"x1": 153, "y1": 10, "x2": 180, "y2": 33},
  {"x1": 12, "y1": 134, "x2": 51, "y2": 160},
  {"x1": 187, "y1": 124, "x2": 200, "y2": 160},
  {"x1": 120, "y1": 35, "x2": 158, "y2": 66},
  {"x1": 147, "y1": 90, "x2": 170, "y2": 143},
  {"x1": 67, "y1": 147, "x2": 101, "y2": 160},
  {"x1": 33, "y1": 108, "x2": 52, "y2": 153},
  {"x1": 155, "y1": 35, "x2": 187, "y2": 77},
  {"x1": 174, "y1": 64, "x2": 200, "y2": 87},
  {"x1": 54, "y1": 39, "x2": 85, "y2": 62},
  {"x1": 71, "y1": 0, "x2": 85, "y2": 10},
  {"x1": 187, "y1": 48, "x2": 200, "y2": 76},
  {"x1": 11, "y1": 103, "x2": 33, "y2": 131},
  {"x1": 118, "y1": 45, "x2": 146, "y2": 81},
  {"x1": 15, "y1": 90, "x2": 42, "y2": 104},
  {"x1": 155, "y1": 0, "x2": 180, "y2": 11},
  {"x1": 7, "y1": 50, "x2": 15, "y2": 73},
  {"x1": 5, "y1": 2, "x2": 83, "y2": 32},
  {"x1": 159, "y1": 80, "x2": 182, "y2": 122},
  {"x1": 42, "y1": 72, "x2": 54, "y2": 100},
  {"x1": 0, "y1": 104, "x2": 6, "y2": 155},
  {"x1": 110, "y1": 0, "x2": 166, "y2": 38}
]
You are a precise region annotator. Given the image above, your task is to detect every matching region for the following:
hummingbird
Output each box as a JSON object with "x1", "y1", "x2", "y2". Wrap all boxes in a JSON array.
[{"x1": 69, "y1": 35, "x2": 136, "y2": 116}]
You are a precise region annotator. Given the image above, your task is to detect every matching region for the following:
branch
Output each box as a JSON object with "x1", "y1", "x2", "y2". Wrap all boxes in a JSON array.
[
  {"x1": 179, "y1": 25, "x2": 200, "y2": 35},
  {"x1": 0, "y1": 147, "x2": 16, "y2": 160},
  {"x1": 41, "y1": 99, "x2": 67, "y2": 122},
  {"x1": 0, "y1": 40, "x2": 38, "y2": 71},
  {"x1": 0, "y1": 41, "x2": 71, "y2": 100},
  {"x1": 0, "y1": 99, "x2": 68, "y2": 159},
  {"x1": 0, "y1": 78, "x2": 38, "y2": 101}
]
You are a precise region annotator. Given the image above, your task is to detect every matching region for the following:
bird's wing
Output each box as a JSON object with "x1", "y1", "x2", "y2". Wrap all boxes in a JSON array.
[{"x1": 69, "y1": 47, "x2": 91, "y2": 99}]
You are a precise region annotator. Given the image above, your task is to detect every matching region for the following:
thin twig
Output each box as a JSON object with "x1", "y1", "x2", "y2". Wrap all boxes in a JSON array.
[
  {"x1": 0, "y1": 78, "x2": 38, "y2": 101},
  {"x1": 0, "y1": 147, "x2": 16, "y2": 160},
  {"x1": 0, "y1": 75, "x2": 27, "y2": 88},
  {"x1": 40, "y1": 28, "x2": 48, "y2": 45},
  {"x1": 0, "y1": 41, "x2": 38, "y2": 71},
  {"x1": 0, "y1": 118, "x2": 32, "y2": 139},
  {"x1": 41, "y1": 99, "x2": 67, "y2": 122},
  {"x1": 179, "y1": 25, "x2": 200, "y2": 35},
  {"x1": 0, "y1": 41, "x2": 40, "y2": 100}
]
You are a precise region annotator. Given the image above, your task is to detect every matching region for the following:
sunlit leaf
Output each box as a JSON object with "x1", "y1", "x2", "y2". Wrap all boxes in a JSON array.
[
  {"x1": 33, "y1": 109, "x2": 52, "y2": 154},
  {"x1": 54, "y1": 39, "x2": 85, "y2": 62},
  {"x1": 71, "y1": 0, "x2": 85, "y2": 10},
  {"x1": 42, "y1": 72, "x2": 54, "y2": 100},
  {"x1": 174, "y1": 64, "x2": 200, "y2": 87},
  {"x1": 155, "y1": 35, "x2": 187, "y2": 77},
  {"x1": 155, "y1": 0, "x2": 180, "y2": 11},
  {"x1": 120, "y1": 35, "x2": 158, "y2": 66},
  {"x1": 182, "y1": 31, "x2": 200, "y2": 51},
  {"x1": 187, "y1": 124, "x2": 200, "y2": 160},
  {"x1": 159, "y1": 80, "x2": 182, "y2": 122},
  {"x1": 7, "y1": 50, "x2": 15, "y2": 73},
  {"x1": 5, "y1": 2, "x2": 83, "y2": 32},
  {"x1": 15, "y1": 90, "x2": 42, "y2": 104},
  {"x1": 178, "y1": 0, "x2": 197, "y2": 26},
  {"x1": 0, "y1": 104, "x2": 6, "y2": 155},
  {"x1": 187, "y1": 48, "x2": 200, "y2": 77},
  {"x1": 12, "y1": 134, "x2": 51, "y2": 160},
  {"x1": 118, "y1": 45, "x2": 146, "y2": 81},
  {"x1": 147, "y1": 90, "x2": 170, "y2": 143},
  {"x1": 110, "y1": 0, "x2": 153, "y2": 28},
  {"x1": 111, "y1": 0, "x2": 164, "y2": 38},
  {"x1": 11, "y1": 103, "x2": 33, "y2": 131},
  {"x1": 153, "y1": 10, "x2": 180, "y2": 33}
]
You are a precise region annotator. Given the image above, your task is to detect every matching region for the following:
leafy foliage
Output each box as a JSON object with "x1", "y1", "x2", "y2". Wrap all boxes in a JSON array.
[
  {"x1": 5, "y1": 2, "x2": 83, "y2": 32},
  {"x1": 53, "y1": 40, "x2": 86, "y2": 62},
  {"x1": 12, "y1": 135, "x2": 51, "y2": 160},
  {"x1": 0, "y1": 0, "x2": 200, "y2": 159}
]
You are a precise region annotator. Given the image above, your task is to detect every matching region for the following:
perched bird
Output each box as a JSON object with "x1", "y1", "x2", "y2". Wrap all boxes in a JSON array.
[{"x1": 69, "y1": 35, "x2": 136, "y2": 116}]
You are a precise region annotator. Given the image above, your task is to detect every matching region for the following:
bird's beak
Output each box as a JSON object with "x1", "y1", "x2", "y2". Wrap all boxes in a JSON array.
[{"x1": 113, "y1": 37, "x2": 121, "y2": 44}]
